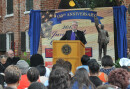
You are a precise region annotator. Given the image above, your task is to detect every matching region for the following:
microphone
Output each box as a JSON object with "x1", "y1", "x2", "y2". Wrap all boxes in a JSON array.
[{"x1": 74, "y1": 32, "x2": 79, "y2": 40}]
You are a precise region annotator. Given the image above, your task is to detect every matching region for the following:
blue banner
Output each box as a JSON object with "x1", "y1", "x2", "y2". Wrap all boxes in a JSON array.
[{"x1": 54, "y1": 10, "x2": 103, "y2": 24}]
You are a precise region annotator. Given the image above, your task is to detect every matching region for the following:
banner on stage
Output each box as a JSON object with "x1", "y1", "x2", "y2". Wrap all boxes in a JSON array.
[
  {"x1": 45, "y1": 48, "x2": 92, "y2": 58},
  {"x1": 41, "y1": 8, "x2": 115, "y2": 62}
]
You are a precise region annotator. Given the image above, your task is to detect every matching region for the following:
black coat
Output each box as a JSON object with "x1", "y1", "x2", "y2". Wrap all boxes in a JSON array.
[
  {"x1": 0, "y1": 57, "x2": 20, "y2": 73},
  {"x1": 7, "y1": 57, "x2": 20, "y2": 65},
  {"x1": 60, "y1": 30, "x2": 87, "y2": 44}
]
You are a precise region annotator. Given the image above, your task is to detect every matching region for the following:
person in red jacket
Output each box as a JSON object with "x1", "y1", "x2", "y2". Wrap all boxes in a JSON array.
[{"x1": 16, "y1": 60, "x2": 30, "y2": 89}]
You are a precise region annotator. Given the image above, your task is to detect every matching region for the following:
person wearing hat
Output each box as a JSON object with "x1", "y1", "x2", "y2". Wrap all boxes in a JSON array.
[{"x1": 16, "y1": 60, "x2": 30, "y2": 89}]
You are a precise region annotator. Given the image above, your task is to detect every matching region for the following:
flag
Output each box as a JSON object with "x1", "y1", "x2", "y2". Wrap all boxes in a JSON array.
[
  {"x1": 41, "y1": 10, "x2": 56, "y2": 38},
  {"x1": 41, "y1": 10, "x2": 55, "y2": 23}
]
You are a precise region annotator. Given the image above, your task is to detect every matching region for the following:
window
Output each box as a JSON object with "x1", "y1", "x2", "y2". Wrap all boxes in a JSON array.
[
  {"x1": 6, "y1": 0, "x2": 13, "y2": 15},
  {"x1": 26, "y1": 0, "x2": 33, "y2": 11},
  {"x1": 26, "y1": 30, "x2": 30, "y2": 52},
  {"x1": 6, "y1": 32, "x2": 14, "y2": 51},
  {"x1": 0, "y1": 34, "x2": 6, "y2": 51},
  {"x1": 21, "y1": 31, "x2": 30, "y2": 52}
]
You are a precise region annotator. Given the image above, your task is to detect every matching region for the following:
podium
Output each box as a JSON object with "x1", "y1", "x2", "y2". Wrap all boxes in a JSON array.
[{"x1": 53, "y1": 40, "x2": 85, "y2": 73}]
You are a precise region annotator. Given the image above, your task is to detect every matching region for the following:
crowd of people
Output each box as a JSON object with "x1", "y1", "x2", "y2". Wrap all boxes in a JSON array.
[{"x1": 0, "y1": 49, "x2": 130, "y2": 89}]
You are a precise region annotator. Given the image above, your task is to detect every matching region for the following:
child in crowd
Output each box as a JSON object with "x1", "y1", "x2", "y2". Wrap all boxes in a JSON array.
[
  {"x1": 30, "y1": 54, "x2": 50, "y2": 78},
  {"x1": 70, "y1": 68, "x2": 96, "y2": 89},
  {"x1": 48, "y1": 67, "x2": 70, "y2": 89},
  {"x1": 4, "y1": 65, "x2": 21, "y2": 89},
  {"x1": 77, "y1": 55, "x2": 90, "y2": 73},
  {"x1": 88, "y1": 60, "x2": 102, "y2": 87},
  {"x1": 100, "y1": 55, "x2": 115, "y2": 75}
]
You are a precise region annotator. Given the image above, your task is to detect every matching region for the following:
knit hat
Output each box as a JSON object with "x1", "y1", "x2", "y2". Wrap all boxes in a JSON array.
[{"x1": 16, "y1": 60, "x2": 29, "y2": 75}]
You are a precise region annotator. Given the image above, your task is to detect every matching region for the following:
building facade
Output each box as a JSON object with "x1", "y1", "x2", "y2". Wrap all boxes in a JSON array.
[
  {"x1": 0, "y1": 0, "x2": 129, "y2": 56},
  {"x1": 0, "y1": 0, "x2": 60, "y2": 56}
]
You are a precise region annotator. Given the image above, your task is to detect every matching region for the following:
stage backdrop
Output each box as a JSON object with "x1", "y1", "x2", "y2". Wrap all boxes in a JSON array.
[{"x1": 41, "y1": 8, "x2": 114, "y2": 68}]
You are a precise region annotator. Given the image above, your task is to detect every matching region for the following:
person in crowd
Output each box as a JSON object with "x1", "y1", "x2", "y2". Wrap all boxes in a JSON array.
[
  {"x1": 88, "y1": 59, "x2": 108, "y2": 83},
  {"x1": 70, "y1": 68, "x2": 96, "y2": 89},
  {"x1": 77, "y1": 55, "x2": 90, "y2": 73},
  {"x1": 98, "y1": 71, "x2": 108, "y2": 83},
  {"x1": 27, "y1": 67, "x2": 40, "y2": 84},
  {"x1": 60, "y1": 21, "x2": 87, "y2": 44},
  {"x1": 52, "y1": 63, "x2": 62, "y2": 70},
  {"x1": 51, "y1": 59, "x2": 65, "y2": 70},
  {"x1": 63, "y1": 61, "x2": 73, "y2": 77},
  {"x1": 128, "y1": 62, "x2": 130, "y2": 69},
  {"x1": 4, "y1": 65, "x2": 21, "y2": 89},
  {"x1": 0, "y1": 55, "x2": 8, "y2": 73},
  {"x1": 56, "y1": 58, "x2": 65, "y2": 65},
  {"x1": 43, "y1": 63, "x2": 66, "y2": 87},
  {"x1": 121, "y1": 66, "x2": 130, "y2": 72},
  {"x1": 0, "y1": 74, "x2": 4, "y2": 88},
  {"x1": 28, "y1": 82, "x2": 47, "y2": 89},
  {"x1": 0, "y1": 55, "x2": 9, "y2": 87},
  {"x1": 30, "y1": 54, "x2": 50, "y2": 78},
  {"x1": 87, "y1": 59, "x2": 97, "y2": 65},
  {"x1": 7, "y1": 50, "x2": 20, "y2": 65},
  {"x1": 48, "y1": 67, "x2": 70, "y2": 89},
  {"x1": 108, "y1": 68, "x2": 130, "y2": 89},
  {"x1": 97, "y1": 84, "x2": 121, "y2": 89},
  {"x1": 36, "y1": 65, "x2": 48, "y2": 85},
  {"x1": 88, "y1": 60, "x2": 102, "y2": 87},
  {"x1": 16, "y1": 60, "x2": 30, "y2": 89},
  {"x1": 127, "y1": 48, "x2": 130, "y2": 59},
  {"x1": 100, "y1": 55, "x2": 115, "y2": 75}
]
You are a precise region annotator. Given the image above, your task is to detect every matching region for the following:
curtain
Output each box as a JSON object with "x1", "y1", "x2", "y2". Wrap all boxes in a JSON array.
[
  {"x1": 113, "y1": 5, "x2": 127, "y2": 58},
  {"x1": 28, "y1": 10, "x2": 41, "y2": 55}
]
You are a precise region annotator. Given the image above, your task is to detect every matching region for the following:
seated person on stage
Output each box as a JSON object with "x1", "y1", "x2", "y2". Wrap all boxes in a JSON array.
[{"x1": 60, "y1": 21, "x2": 87, "y2": 45}]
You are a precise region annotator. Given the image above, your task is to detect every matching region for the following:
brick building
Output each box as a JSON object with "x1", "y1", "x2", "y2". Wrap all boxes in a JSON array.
[
  {"x1": 0, "y1": 0, "x2": 129, "y2": 56},
  {"x1": 124, "y1": 0, "x2": 130, "y2": 49},
  {"x1": 0, "y1": 0, "x2": 60, "y2": 56}
]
